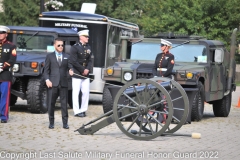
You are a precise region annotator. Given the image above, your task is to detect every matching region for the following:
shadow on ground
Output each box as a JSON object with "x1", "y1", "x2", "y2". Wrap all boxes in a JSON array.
[
  {"x1": 202, "y1": 112, "x2": 215, "y2": 120},
  {"x1": 10, "y1": 105, "x2": 30, "y2": 112},
  {"x1": 11, "y1": 98, "x2": 102, "y2": 113}
]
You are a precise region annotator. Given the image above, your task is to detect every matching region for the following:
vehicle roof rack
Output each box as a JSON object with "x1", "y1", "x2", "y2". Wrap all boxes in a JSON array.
[{"x1": 147, "y1": 32, "x2": 205, "y2": 40}]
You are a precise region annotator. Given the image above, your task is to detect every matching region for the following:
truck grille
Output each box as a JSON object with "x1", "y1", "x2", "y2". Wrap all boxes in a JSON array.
[
  {"x1": 136, "y1": 72, "x2": 153, "y2": 79},
  {"x1": 136, "y1": 63, "x2": 153, "y2": 79}
]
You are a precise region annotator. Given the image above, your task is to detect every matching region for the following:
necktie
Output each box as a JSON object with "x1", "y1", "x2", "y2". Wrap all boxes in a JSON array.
[{"x1": 57, "y1": 55, "x2": 61, "y2": 66}]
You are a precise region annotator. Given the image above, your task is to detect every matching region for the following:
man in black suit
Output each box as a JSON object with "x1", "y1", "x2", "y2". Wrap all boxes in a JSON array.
[{"x1": 43, "y1": 38, "x2": 73, "y2": 129}]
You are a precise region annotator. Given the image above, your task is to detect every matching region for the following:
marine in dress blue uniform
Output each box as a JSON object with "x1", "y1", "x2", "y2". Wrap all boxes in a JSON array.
[
  {"x1": 152, "y1": 39, "x2": 174, "y2": 78},
  {"x1": 69, "y1": 30, "x2": 92, "y2": 117},
  {"x1": 0, "y1": 26, "x2": 17, "y2": 123}
]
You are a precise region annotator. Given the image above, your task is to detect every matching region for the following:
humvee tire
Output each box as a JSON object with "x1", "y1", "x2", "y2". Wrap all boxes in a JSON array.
[
  {"x1": 212, "y1": 92, "x2": 232, "y2": 117},
  {"x1": 27, "y1": 78, "x2": 47, "y2": 113},
  {"x1": 191, "y1": 82, "x2": 204, "y2": 121},
  {"x1": 102, "y1": 85, "x2": 113, "y2": 113},
  {"x1": 10, "y1": 94, "x2": 18, "y2": 106}
]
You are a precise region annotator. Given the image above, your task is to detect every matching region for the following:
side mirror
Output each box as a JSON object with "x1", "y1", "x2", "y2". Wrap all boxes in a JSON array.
[
  {"x1": 108, "y1": 43, "x2": 117, "y2": 58},
  {"x1": 64, "y1": 45, "x2": 71, "y2": 55},
  {"x1": 214, "y1": 48, "x2": 224, "y2": 63}
]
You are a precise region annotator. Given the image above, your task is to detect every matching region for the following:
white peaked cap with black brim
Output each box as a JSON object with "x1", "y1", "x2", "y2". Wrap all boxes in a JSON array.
[
  {"x1": 77, "y1": 29, "x2": 89, "y2": 36},
  {"x1": 0, "y1": 25, "x2": 10, "y2": 32},
  {"x1": 161, "y1": 39, "x2": 172, "y2": 46}
]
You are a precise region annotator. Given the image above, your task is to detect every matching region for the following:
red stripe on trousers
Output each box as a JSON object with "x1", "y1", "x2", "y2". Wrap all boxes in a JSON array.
[{"x1": 4, "y1": 82, "x2": 11, "y2": 116}]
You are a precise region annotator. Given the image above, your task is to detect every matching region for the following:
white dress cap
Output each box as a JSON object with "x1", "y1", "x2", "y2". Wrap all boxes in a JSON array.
[
  {"x1": 78, "y1": 29, "x2": 89, "y2": 36},
  {"x1": 161, "y1": 39, "x2": 172, "y2": 46},
  {"x1": 0, "y1": 25, "x2": 10, "y2": 32}
]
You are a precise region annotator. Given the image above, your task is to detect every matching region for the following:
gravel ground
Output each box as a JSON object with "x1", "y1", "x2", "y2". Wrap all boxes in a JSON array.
[{"x1": 0, "y1": 88, "x2": 239, "y2": 160}]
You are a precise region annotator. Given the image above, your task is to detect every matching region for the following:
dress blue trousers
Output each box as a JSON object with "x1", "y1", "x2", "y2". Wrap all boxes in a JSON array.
[{"x1": 0, "y1": 81, "x2": 11, "y2": 121}]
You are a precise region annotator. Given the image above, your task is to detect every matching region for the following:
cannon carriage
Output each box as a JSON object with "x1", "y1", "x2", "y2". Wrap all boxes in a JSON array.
[{"x1": 75, "y1": 78, "x2": 201, "y2": 140}]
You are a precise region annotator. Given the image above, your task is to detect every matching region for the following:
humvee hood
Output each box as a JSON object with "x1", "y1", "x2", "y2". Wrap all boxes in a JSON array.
[
  {"x1": 173, "y1": 63, "x2": 206, "y2": 72},
  {"x1": 113, "y1": 62, "x2": 206, "y2": 72},
  {"x1": 16, "y1": 52, "x2": 48, "y2": 62}
]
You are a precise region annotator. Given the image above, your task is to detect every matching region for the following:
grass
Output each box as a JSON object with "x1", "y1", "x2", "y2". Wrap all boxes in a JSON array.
[{"x1": 236, "y1": 81, "x2": 240, "y2": 86}]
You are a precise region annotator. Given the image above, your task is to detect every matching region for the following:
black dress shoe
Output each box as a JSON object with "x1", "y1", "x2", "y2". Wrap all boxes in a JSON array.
[
  {"x1": 49, "y1": 124, "x2": 54, "y2": 129},
  {"x1": 75, "y1": 113, "x2": 81, "y2": 117},
  {"x1": 79, "y1": 112, "x2": 86, "y2": 117},
  {"x1": 63, "y1": 124, "x2": 69, "y2": 129},
  {"x1": 1, "y1": 120, "x2": 7, "y2": 123},
  {"x1": 75, "y1": 113, "x2": 85, "y2": 117}
]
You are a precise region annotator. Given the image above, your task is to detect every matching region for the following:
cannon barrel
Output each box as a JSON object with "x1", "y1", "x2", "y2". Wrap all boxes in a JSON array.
[
  {"x1": 108, "y1": 81, "x2": 172, "y2": 99},
  {"x1": 123, "y1": 81, "x2": 172, "y2": 97}
]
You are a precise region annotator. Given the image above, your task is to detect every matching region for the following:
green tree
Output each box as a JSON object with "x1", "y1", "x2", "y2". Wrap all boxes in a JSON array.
[
  {"x1": 0, "y1": 0, "x2": 40, "y2": 26},
  {"x1": 1, "y1": 0, "x2": 240, "y2": 63}
]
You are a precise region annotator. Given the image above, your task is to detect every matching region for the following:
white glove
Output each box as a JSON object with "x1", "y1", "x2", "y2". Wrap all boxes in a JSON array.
[{"x1": 0, "y1": 63, "x2": 3, "y2": 73}]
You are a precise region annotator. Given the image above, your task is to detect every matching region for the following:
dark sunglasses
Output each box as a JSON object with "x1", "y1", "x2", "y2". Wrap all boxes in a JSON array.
[
  {"x1": 160, "y1": 44, "x2": 167, "y2": 47},
  {"x1": 0, "y1": 31, "x2": 7, "y2": 34},
  {"x1": 57, "y1": 44, "x2": 64, "y2": 47}
]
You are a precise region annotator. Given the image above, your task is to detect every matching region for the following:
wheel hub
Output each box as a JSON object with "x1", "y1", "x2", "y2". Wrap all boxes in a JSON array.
[{"x1": 138, "y1": 104, "x2": 148, "y2": 115}]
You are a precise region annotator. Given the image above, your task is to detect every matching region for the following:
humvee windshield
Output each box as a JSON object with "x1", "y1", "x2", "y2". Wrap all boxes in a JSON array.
[
  {"x1": 130, "y1": 42, "x2": 207, "y2": 63},
  {"x1": 16, "y1": 34, "x2": 54, "y2": 52}
]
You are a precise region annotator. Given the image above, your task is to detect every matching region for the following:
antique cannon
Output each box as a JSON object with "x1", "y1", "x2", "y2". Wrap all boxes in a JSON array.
[{"x1": 75, "y1": 77, "x2": 201, "y2": 140}]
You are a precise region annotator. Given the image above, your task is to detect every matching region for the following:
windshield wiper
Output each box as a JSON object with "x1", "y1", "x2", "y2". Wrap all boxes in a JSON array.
[
  {"x1": 131, "y1": 39, "x2": 143, "y2": 45},
  {"x1": 171, "y1": 40, "x2": 190, "y2": 49},
  {"x1": 25, "y1": 31, "x2": 39, "y2": 43}
]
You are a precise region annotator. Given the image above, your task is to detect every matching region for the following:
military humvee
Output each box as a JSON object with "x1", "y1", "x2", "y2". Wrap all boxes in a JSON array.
[
  {"x1": 8, "y1": 26, "x2": 80, "y2": 113},
  {"x1": 102, "y1": 29, "x2": 237, "y2": 121}
]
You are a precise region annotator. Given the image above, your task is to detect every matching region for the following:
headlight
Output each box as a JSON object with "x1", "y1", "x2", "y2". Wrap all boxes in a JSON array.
[
  {"x1": 13, "y1": 64, "x2": 19, "y2": 72},
  {"x1": 186, "y1": 72, "x2": 193, "y2": 79},
  {"x1": 124, "y1": 72, "x2": 132, "y2": 81}
]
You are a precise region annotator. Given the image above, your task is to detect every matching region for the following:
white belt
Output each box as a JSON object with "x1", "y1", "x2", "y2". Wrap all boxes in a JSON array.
[{"x1": 157, "y1": 68, "x2": 167, "y2": 71}]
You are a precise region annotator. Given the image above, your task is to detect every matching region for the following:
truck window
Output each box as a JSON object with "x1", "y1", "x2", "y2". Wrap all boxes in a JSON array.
[
  {"x1": 16, "y1": 34, "x2": 54, "y2": 52},
  {"x1": 171, "y1": 44, "x2": 207, "y2": 63},
  {"x1": 7, "y1": 33, "x2": 13, "y2": 42},
  {"x1": 130, "y1": 42, "x2": 159, "y2": 61},
  {"x1": 70, "y1": 41, "x2": 77, "y2": 46},
  {"x1": 130, "y1": 43, "x2": 207, "y2": 63}
]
